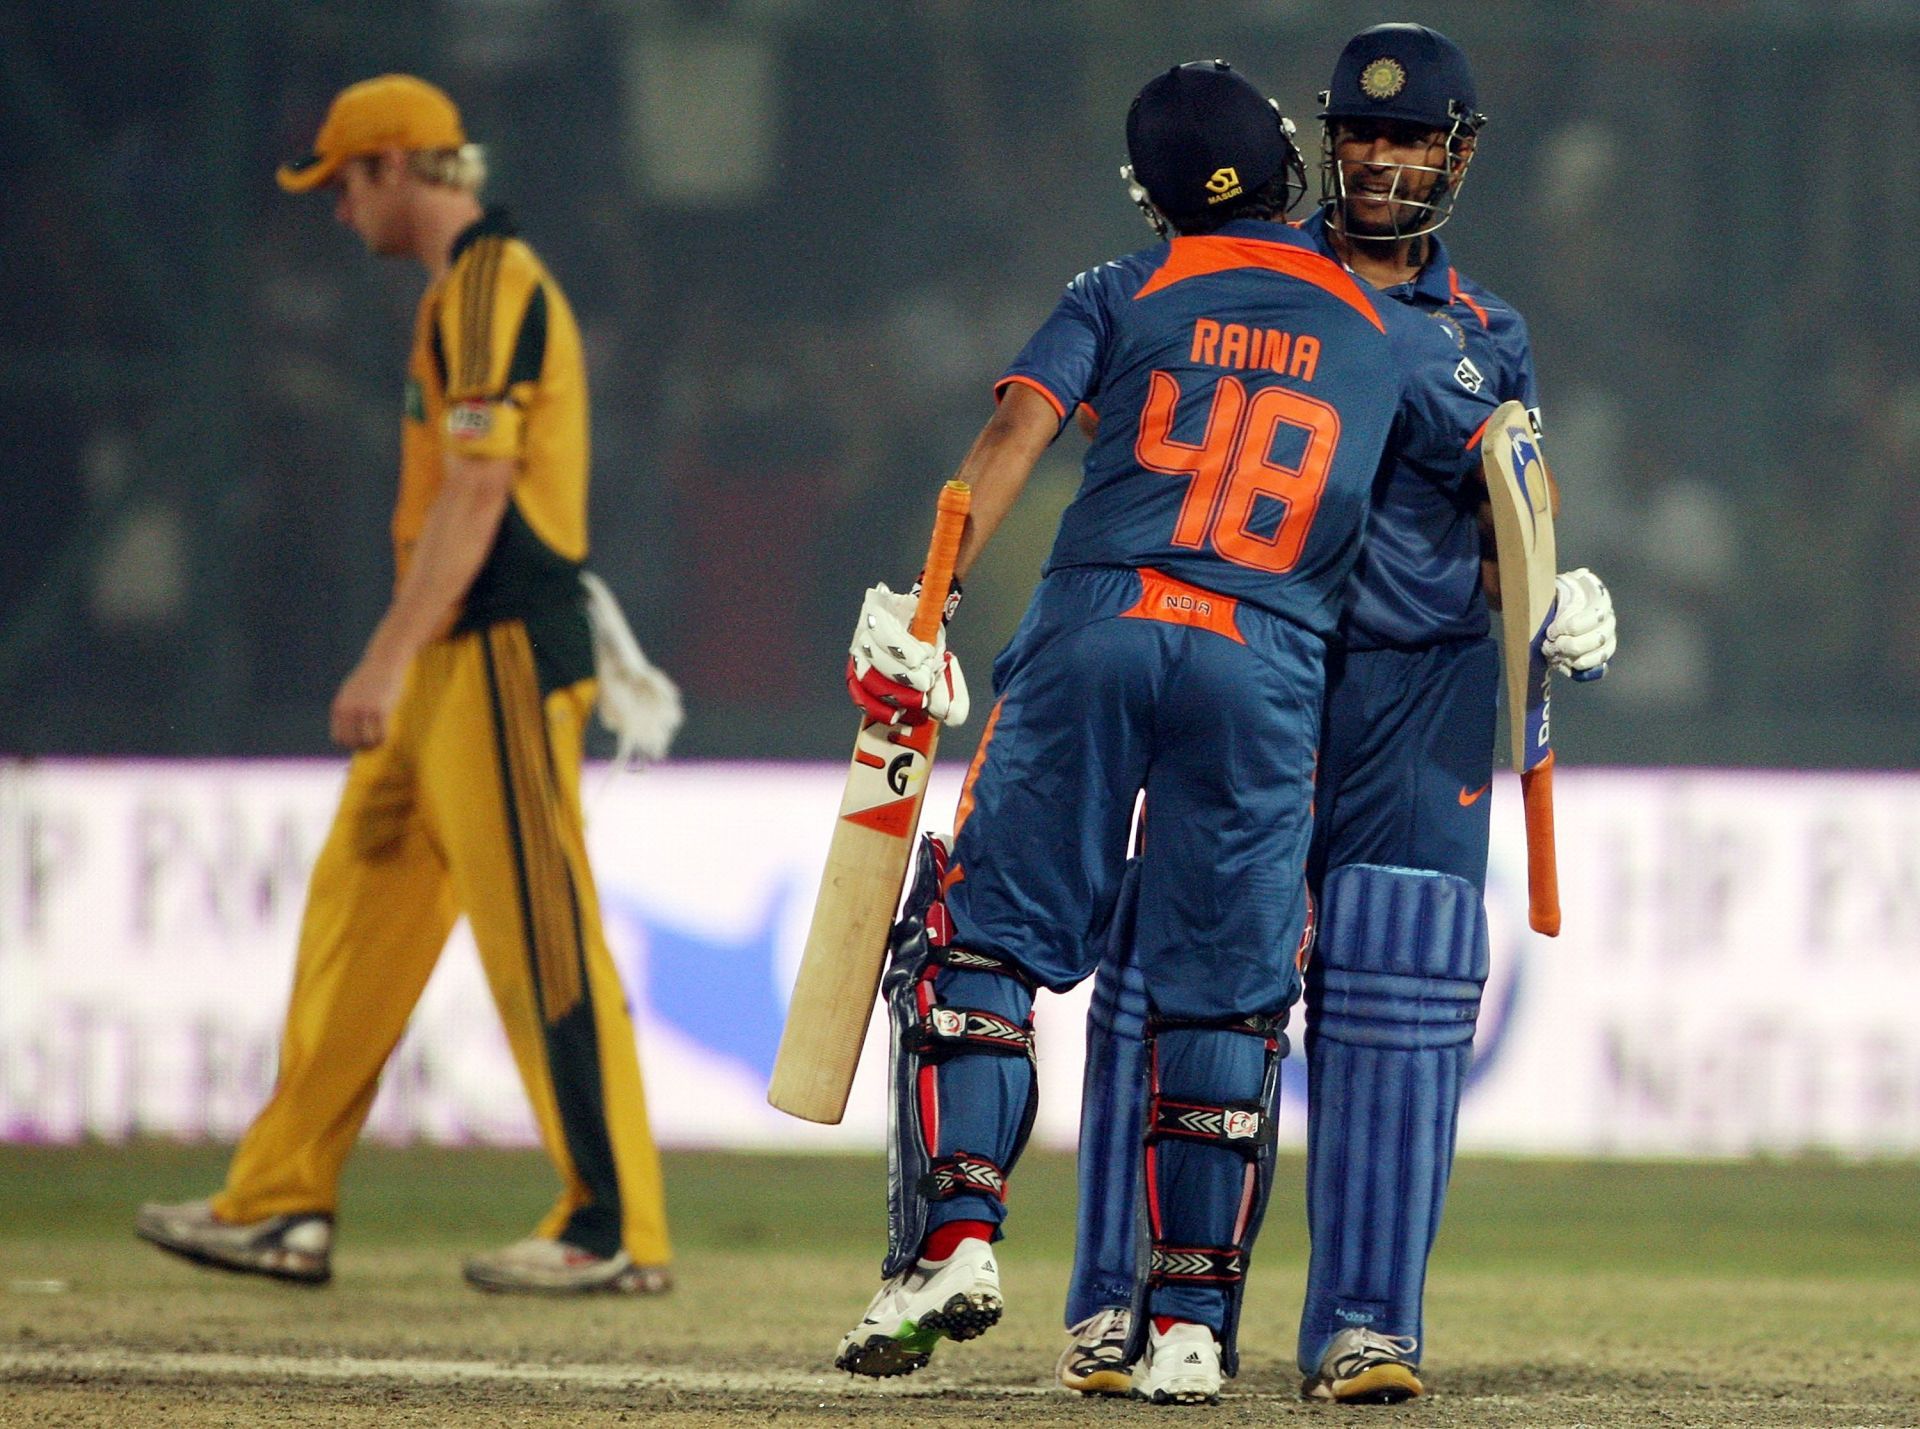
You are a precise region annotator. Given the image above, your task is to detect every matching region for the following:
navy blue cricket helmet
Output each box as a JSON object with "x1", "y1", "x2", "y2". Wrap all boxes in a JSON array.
[
  {"x1": 1318, "y1": 24, "x2": 1487, "y2": 239},
  {"x1": 1124, "y1": 60, "x2": 1305, "y2": 237},
  {"x1": 1322, "y1": 23, "x2": 1484, "y2": 133}
]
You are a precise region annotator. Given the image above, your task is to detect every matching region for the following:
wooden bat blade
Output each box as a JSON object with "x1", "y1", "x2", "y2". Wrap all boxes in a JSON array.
[
  {"x1": 1481, "y1": 401, "x2": 1562, "y2": 936},
  {"x1": 768, "y1": 715, "x2": 939, "y2": 1122},
  {"x1": 767, "y1": 480, "x2": 971, "y2": 1123}
]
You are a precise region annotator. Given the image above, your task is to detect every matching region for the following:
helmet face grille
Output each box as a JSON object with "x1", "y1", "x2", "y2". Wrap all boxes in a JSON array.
[{"x1": 1318, "y1": 107, "x2": 1477, "y2": 243}]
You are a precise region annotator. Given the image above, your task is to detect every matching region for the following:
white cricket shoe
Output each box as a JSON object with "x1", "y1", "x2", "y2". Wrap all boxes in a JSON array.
[
  {"x1": 462, "y1": 1237, "x2": 671, "y2": 1295},
  {"x1": 834, "y1": 1236, "x2": 1003, "y2": 1378},
  {"x1": 135, "y1": 1198, "x2": 332, "y2": 1285},
  {"x1": 1136, "y1": 1320, "x2": 1222, "y2": 1405},
  {"x1": 1056, "y1": 1307, "x2": 1134, "y2": 1396},
  {"x1": 1301, "y1": 1327, "x2": 1423, "y2": 1404}
]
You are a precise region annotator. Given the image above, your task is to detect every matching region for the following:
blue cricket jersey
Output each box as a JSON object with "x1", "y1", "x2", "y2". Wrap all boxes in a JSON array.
[
  {"x1": 997, "y1": 218, "x2": 1493, "y2": 640},
  {"x1": 1299, "y1": 209, "x2": 1541, "y2": 650}
]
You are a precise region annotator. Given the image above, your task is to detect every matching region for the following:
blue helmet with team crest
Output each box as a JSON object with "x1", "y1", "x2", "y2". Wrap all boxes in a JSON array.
[
  {"x1": 1319, "y1": 24, "x2": 1487, "y2": 240},
  {"x1": 1122, "y1": 60, "x2": 1306, "y2": 239}
]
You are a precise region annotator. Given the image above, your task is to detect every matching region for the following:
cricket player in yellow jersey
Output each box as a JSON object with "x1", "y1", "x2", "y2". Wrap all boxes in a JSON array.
[{"x1": 136, "y1": 74, "x2": 675, "y2": 1294}]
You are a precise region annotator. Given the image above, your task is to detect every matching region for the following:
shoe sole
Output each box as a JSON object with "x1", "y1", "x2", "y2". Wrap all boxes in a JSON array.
[
  {"x1": 135, "y1": 1225, "x2": 331, "y2": 1287},
  {"x1": 835, "y1": 1289, "x2": 1003, "y2": 1378},
  {"x1": 1140, "y1": 1386, "x2": 1221, "y2": 1406},
  {"x1": 463, "y1": 1265, "x2": 673, "y2": 1296},
  {"x1": 1061, "y1": 1367, "x2": 1133, "y2": 1396}
]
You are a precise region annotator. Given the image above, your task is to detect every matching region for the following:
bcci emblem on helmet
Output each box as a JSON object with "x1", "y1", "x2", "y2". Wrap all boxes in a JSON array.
[{"x1": 1359, "y1": 56, "x2": 1407, "y2": 99}]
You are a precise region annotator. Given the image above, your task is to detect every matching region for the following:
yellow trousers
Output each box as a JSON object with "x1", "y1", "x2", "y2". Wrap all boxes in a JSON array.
[{"x1": 214, "y1": 620, "x2": 671, "y2": 1264}]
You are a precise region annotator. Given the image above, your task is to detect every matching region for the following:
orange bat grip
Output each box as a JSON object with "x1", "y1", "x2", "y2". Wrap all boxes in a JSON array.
[
  {"x1": 1520, "y1": 753, "x2": 1561, "y2": 937},
  {"x1": 910, "y1": 480, "x2": 972, "y2": 642}
]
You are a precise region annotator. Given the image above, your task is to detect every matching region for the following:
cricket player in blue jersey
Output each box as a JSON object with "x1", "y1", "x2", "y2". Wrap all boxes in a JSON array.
[
  {"x1": 831, "y1": 60, "x2": 1497, "y2": 1406},
  {"x1": 1057, "y1": 25, "x2": 1620, "y2": 1406}
]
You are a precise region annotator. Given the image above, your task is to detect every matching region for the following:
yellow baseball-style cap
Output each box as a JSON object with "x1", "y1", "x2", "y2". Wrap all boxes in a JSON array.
[{"x1": 276, "y1": 74, "x2": 465, "y2": 193}]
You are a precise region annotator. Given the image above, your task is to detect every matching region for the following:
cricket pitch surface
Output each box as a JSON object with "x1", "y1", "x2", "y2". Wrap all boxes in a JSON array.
[{"x1": 5, "y1": 1144, "x2": 1919, "y2": 1426}]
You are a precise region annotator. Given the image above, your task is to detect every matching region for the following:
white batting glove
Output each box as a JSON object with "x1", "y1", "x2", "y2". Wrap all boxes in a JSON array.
[
  {"x1": 846, "y1": 583, "x2": 970, "y2": 727},
  {"x1": 1543, "y1": 567, "x2": 1616, "y2": 680}
]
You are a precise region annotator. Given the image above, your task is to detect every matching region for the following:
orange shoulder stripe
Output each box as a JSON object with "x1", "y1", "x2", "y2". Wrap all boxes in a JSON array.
[{"x1": 1133, "y1": 235, "x2": 1386, "y2": 334}]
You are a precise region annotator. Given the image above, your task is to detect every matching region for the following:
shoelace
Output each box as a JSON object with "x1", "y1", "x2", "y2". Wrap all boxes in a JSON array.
[
  {"x1": 1073, "y1": 1311, "x2": 1132, "y2": 1366},
  {"x1": 1331, "y1": 1330, "x2": 1419, "y2": 1375}
]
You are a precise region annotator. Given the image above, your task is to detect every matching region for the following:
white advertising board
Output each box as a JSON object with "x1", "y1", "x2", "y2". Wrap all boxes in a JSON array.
[{"x1": 2, "y1": 761, "x2": 1917, "y2": 1156}]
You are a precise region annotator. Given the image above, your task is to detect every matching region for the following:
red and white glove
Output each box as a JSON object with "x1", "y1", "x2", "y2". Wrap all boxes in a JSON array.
[
  {"x1": 1543, "y1": 567, "x2": 1616, "y2": 679},
  {"x1": 846, "y1": 583, "x2": 970, "y2": 727}
]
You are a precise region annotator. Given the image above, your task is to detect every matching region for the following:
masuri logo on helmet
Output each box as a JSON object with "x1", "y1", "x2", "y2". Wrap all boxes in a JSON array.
[{"x1": 1204, "y1": 166, "x2": 1244, "y2": 204}]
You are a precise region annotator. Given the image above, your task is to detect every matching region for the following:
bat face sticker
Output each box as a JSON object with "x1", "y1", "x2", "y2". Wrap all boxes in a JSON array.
[
  {"x1": 886, "y1": 751, "x2": 917, "y2": 796},
  {"x1": 1507, "y1": 427, "x2": 1542, "y2": 537}
]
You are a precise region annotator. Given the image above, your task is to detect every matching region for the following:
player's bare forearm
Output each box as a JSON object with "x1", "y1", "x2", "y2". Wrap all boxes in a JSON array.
[
  {"x1": 330, "y1": 454, "x2": 513, "y2": 749},
  {"x1": 952, "y1": 383, "x2": 1060, "y2": 580}
]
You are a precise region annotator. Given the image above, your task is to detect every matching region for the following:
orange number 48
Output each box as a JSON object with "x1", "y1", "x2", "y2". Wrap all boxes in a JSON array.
[{"x1": 1133, "y1": 369, "x2": 1341, "y2": 574}]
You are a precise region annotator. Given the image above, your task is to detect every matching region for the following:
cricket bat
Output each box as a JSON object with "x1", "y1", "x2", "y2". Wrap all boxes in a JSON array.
[
  {"x1": 1481, "y1": 400, "x2": 1561, "y2": 937},
  {"x1": 767, "y1": 479, "x2": 973, "y2": 1123}
]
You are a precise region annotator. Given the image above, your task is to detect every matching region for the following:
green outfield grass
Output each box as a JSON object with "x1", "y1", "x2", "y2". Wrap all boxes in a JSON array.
[
  {"x1": 11, "y1": 1142, "x2": 1920, "y2": 1277},
  {"x1": 4, "y1": 1144, "x2": 1920, "y2": 1426}
]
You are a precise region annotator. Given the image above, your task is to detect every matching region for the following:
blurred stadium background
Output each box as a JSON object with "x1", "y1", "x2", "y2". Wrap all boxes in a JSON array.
[{"x1": 5, "y1": 0, "x2": 1918, "y2": 766}]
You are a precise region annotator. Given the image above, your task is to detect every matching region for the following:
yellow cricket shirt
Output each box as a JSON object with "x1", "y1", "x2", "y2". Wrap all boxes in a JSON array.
[{"x1": 399, "y1": 206, "x2": 594, "y2": 690}]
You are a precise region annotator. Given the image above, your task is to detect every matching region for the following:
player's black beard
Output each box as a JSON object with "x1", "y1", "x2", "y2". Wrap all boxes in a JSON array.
[
  {"x1": 1368, "y1": 231, "x2": 1428, "y2": 263},
  {"x1": 1342, "y1": 191, "x2": 1432, "y2": 235},
  {"x1": 1340, "y1": 217, "x2": 1429, "y2": 276}
]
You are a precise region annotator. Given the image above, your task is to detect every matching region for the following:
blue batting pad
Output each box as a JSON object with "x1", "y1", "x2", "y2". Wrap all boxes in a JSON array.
[
  {"x1": 1143, "y1": 1023, "x2": 1277, "y2": 1336},
  {"x1": 1298, "y1": 863, "x2": 1488, "y2": 1374},
  {"x1": 1065, "y1": 859, "x2": 1149, "y2": 1327}
]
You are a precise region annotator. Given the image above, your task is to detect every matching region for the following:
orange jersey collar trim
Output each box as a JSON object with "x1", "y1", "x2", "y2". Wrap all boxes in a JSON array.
[
  {"x1": 1133, "y1": 233, "x2": 1386, "y2": 335},
  {"x1": 1447, "y1": 267, "x2": 1492, "y2": 328}
]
